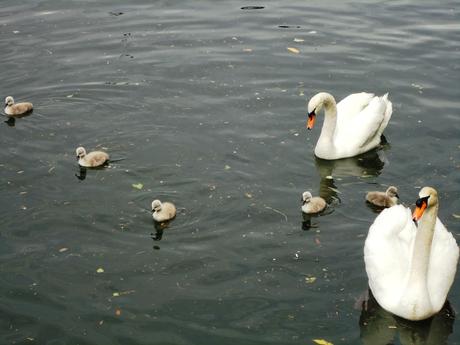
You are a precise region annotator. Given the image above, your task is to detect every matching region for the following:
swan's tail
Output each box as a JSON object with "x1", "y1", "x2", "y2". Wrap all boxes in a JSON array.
[{"x1": 379, "y1": 93, "x2": 393, "y2": 135}]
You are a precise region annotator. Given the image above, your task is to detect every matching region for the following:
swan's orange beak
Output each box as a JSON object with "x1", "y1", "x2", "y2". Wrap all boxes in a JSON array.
[
  {"x1": 412, "y1": 197, "x2": 428, "y2": 222},
  {"x1": 307, "y1": 111, "x2": 316, "y2": 130}
]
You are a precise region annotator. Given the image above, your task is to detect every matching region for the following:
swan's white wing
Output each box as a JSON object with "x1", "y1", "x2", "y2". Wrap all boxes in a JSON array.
[
  {"x1": 364, "y1": 205, "x2": 416, "y2": 310},
  {"x1": 344, "y1": 96, "x2": 386, "y2": 148},
  {"x1": 427, "y1": 218, "x2": 459, "y2": 311},
  {"x1": 336, "y1": 92, "x2": 375, "y2": 120},
  {"x1": 335, "y1": 94, "x2": 392, "y2": 155}
]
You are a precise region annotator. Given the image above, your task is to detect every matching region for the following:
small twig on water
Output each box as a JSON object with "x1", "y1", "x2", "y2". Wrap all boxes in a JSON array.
[{"x1": 265, "y1": 205, "x2": 288, "y2": 222}]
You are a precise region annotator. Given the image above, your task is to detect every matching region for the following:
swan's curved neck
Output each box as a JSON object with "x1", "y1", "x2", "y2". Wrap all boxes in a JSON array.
[
  {"x1": 405, "y1": 204, "x2": 438, "y2": 294},
  {"x1": 317, "y1": 94, "x2": 338, "y2": 147}
]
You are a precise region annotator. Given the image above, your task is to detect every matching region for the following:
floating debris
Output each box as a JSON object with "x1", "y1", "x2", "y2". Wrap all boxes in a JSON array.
[
  {"x1": 241, "y1": 6, "x2": 265, "y2": 10},
  {"x1": 279, "y1": 25, "x2": 301, "y2": 29},
  {"x1": 109, "y1": 11, "x2": 124, "y2": 16},
  {"x1": 287, "y1": 47, "x2": 300, "y2": 54},
  {"x1": 313, "y1": 339, "x2": 334, "y2": 345},
  {"x1": 305, "y1": 276, "x2": 317, "y2": 284},
  {"x1": 132, "y1": 183, "x2": 143, "y2": 190}
]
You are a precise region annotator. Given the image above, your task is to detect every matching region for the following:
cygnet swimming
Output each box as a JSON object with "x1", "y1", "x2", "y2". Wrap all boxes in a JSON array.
[
  {"x1": 151, "y1": 199, "x2": 177, "y2": 222},
  {"x1": 4, "y1": 96, "x2": 33, "y2": 116},
  {"x1": 301, "y1": 191, "x2": 326, "y2": 214},
  {"x1": 75, "y1": 147, "x2": 109, "y2": 167},
  {"x1": 366, "y1": 185, "x2": 399, "y2": 208}
]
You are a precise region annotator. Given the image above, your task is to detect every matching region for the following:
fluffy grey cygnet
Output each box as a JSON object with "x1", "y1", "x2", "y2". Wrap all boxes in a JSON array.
[
  {"x1": 151, "y1": 199, "x2": 176, "y2": 222},
  {"x1": 366, "y1": 186, "x2": 399, "y2": 208},
  {"x1": 4, "y1": 96, "x2": 33, "y2": 116},
  {"x1": 301, "y1": 191, "x2": 326, "y2": 214},
  {"x1": 76, "y1": 147, "x2": 109, "y2": 167}
]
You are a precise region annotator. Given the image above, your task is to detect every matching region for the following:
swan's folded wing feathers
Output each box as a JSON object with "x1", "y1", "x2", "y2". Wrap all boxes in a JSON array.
[
  {"x1": 348, "y1": 96, "x2": 387, "y2": 149},
  {"x1": 364, "y1": 206, "x2": 415, "y2": 308},
  {"x1": 336, "y1": 92, "x2": 374, "y2": 120},
  {"x1": 427, "y1": 218, "x2": 459, "y2": 312}
]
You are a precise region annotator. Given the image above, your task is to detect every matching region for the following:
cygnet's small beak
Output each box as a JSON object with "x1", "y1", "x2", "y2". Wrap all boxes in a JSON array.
[{"x1": 395, "y1": 193, "x2": 400, "y2": 199}]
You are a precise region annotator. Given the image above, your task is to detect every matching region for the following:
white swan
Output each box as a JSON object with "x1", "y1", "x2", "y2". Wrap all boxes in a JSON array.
[
  {"x1": 364, "y1": 187, "x2": 459, "y2": 321},
  {"x1": 151, "y1": 199, "x2": 176, "y2": 222},
  {"x1": 76, "y1": 147, "x2": 109, "y2": 167},
  {"x1": 306, "y1": 92, "x2": 392, "y2": 160},
  {"x1": 4, "y1": 96, "x2": 33, "y2": 116}
]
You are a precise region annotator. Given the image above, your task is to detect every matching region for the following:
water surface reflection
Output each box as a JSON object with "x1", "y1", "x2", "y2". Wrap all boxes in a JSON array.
[{"x1": 360, "y1": 292, "x2": 455, "y2": 345}]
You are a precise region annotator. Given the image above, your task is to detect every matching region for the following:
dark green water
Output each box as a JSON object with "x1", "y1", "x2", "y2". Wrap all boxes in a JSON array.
[{"x1": 1, "y1": 0, "x2": 459, "y2": 344}]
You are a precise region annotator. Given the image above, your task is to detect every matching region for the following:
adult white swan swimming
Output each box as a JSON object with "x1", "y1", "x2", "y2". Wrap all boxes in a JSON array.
[
  {"x1": 306, "y1": 92, "x2": 393, "y2": 160},
  {"x1": 364, "y1": 187, "x2": 459, "y2": 321}
]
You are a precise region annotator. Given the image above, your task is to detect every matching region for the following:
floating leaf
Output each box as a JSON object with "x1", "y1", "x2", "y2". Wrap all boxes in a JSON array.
[
  {"x1": 305, "y1": 276, "x2": 317, "y2": 284},
  {"x1": 115, "y1": 309, "x2": 122, "y2": 316},
  {"x1": 287, "y1": 47, "x2": 300, "y2": 54},
  {"x1": 313, "y1": 339, "x2": 333, "y2": 345},
  {"x1": 59, "y1": 247, "x2": 69, "y2": 253},
  {"x1": 132, "y1": 183, "x2": 143, "y2": 190},
  {"x1": 96, "y1": 268, "x2": 105, "y2": 273},
  {"x1": 452, "y1": 213, "x2": 460, "y2": 219},
  {"x1": 293, "y1": 38, "x2": 304, "y2": 42}
]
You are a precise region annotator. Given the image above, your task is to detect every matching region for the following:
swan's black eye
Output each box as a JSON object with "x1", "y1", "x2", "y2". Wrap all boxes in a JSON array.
[{"x1": 415, "y1": 196, "x2": 429, "y2": 207}]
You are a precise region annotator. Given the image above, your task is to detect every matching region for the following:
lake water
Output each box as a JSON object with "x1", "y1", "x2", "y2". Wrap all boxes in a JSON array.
[{"x1": 1, "y1": 0, "x2": 459, "y2": 344}]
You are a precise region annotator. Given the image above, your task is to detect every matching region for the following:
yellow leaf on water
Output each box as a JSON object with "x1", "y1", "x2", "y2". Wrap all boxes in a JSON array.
[
  {"x1": 96, "y1": 268, "x2": 104, "y2": 273},
  {"x1": 305, "y1": 276, "x2": 317, "y2": 284},
  {"x1": 287, "y1": 47, "x2": 300, "y2": 54},
  {"x1": 132, "y1": 183, "x2": 143, "y2": 190},
  {"x1": 313, "y1": 339, "x2": 334, "y2": 345}
]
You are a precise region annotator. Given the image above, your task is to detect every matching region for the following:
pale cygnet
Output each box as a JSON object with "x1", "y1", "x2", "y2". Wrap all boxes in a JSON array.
[
  {"x1": 151, "y1": 199, "x2": 176, "y2": 222},
  {"x1": 365, "y1": 185, "x2": 399, "y2": 208},
  {"x1": 301, "y1": 191, "x2": 326, "y2": 214},
  {"x1": 75, "y1": 146, "x2": 109, "y2": 167},
  {"x1": 4, "y1": 96, "x2": 33, "y2": 116}
]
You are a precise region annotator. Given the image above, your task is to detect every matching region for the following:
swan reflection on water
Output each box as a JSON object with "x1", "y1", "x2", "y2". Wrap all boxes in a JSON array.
[
  {"x1": 302, "y1": 145, "x2": 388, "y2": 230},
  {"x1": 359, "y1": 291, "x2": 455, "y2": 345},
  {"x1": 3, "y1": 111, "x2": 33, "y2": 127},
  {"x1": 151, "y1": 218, "x2": 174, "y2": 242},
  {"x1": 315, "y1": 146, "x2": 388, "y2": 200}
]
